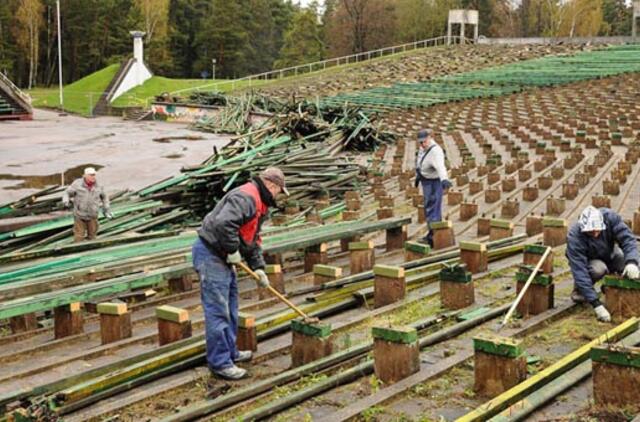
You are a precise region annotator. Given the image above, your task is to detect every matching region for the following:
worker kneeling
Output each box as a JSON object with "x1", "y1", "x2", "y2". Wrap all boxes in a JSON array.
[
  {"x1": 192, "y1": 168, "x2": 288, "y2": 380},
  {"x1": 567, "y1": 206, "x2": 640, "y2": 322}
]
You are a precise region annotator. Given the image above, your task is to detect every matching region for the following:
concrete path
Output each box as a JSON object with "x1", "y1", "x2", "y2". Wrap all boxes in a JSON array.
[{"x1": 0, "y1": 109, "x2": 230, "y2": 203}]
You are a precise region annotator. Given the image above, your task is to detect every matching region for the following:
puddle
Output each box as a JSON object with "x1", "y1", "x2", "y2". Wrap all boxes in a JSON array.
[{"x1": 0, "y1": 163, "x2": 104, "y2": 190}]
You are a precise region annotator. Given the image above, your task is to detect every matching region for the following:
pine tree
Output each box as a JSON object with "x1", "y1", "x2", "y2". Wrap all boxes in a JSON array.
[
  {"x1": 275, "y1": 7, "x2": 325, "y2": 68},
  {"x1": 194, "y1": 0, "x2": 250, "y2": 78},
  {"x1": 0, "y1": 1, "x2": 18, "y2": 80}
]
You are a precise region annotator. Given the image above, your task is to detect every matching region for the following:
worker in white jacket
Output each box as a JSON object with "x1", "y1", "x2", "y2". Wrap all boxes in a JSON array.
[{"x1": 414, "y1": 129, "x2": 452, "y2": 246}]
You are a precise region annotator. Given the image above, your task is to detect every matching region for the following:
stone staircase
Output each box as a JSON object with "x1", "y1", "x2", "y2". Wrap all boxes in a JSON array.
[
  {"x1": 122, "y1": 107, "x2": 152, "y2": 121},
  {"x1": 0, "y1": 73, "x2": 32, "y2": 120},
  {"x1": 92, "y1": 58, "x2": 135, "y2": 116}
]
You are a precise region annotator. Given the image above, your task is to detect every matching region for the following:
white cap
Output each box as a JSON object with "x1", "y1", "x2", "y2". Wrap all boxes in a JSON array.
[
  {"x1": 579, "y1": 206, "x2": 606, "y2": 232},
  {"x1": 84, "y1": 167, "x2": 97, "y2": 176}
]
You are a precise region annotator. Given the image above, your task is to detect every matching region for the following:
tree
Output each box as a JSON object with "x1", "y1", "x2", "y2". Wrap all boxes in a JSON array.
[
  {"x1": 132, "y1": 0, "x2": 168, "y2": 42},
  {"x1": 14, "y1": 0, "x2": 44, "y2": 88},
  {"x1": 395, "y1": 0, "x2": 459, "y2": 42},
  {"x1": 167, "y1": 0, "x2": 207, "y2": 78},
  {"x1": 59, "y1": 0, "x2": 132, "y2": 83},
  {"x1": 517, "y1": 0, "x2": 560, "y2": 37},
  {"x1": 270, "y1": 0, "x2": 296, "y2": 56},
  {"x1": 194, "y1": 0, "x2": 250, "y2": 78},
  {"x1": 325, "y1": 0, "x2": 397, "y2": 56},
  {"x1": 0, "y1": 1, "x2": 18, "y2": 80},
  {"x1": 561, "y1": 0, "x2": 603, "y2": 37},
  {"x1": 275, "y1": 7, "x2": 325, "y2": 68},
  {"x1": 489, "y1": 1, "x2": 521, "y2": 37},
  {"x1": 131, "y1": 0, "x2": 173, "y2": 73},
  {"x1": 599, "y1": 0, "x2": 631, "y2": 35},
  {"x1": 245, "y1": 0, "x2": 277, "y2": 74},
  {"x1": 459, "y1": 0, "x2": 521, "y2": 37}
]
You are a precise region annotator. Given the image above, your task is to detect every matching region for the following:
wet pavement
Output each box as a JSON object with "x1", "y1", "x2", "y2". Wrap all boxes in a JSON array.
[{"x1": 0, "y1": 109, "x2": 230, "y2": 203}]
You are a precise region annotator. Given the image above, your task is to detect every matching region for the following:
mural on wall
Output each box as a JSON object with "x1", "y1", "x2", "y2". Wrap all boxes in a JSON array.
[
  {"x1": 151, "y1": 103, "x2": 271, "y2": 126},
  {"x1": 152, "y1": 103, "x2": 220, "y2": 123}
]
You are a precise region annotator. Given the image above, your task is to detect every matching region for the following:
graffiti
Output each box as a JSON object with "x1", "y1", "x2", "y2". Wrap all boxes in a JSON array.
[
  {"x1": 151, "y1": 103, "x2": 220, "y2": 123},
  {"x1": 151, "y1": 102, "x2": 271, "y2": 126}
]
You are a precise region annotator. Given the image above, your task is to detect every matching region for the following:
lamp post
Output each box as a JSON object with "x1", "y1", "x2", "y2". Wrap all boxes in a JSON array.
[
  {"x1": 56, "y1": 0, "x2": 64, "y2": 111},
  {"x1": 211, "y1": 58, "x2": 216, "y2": 80}
]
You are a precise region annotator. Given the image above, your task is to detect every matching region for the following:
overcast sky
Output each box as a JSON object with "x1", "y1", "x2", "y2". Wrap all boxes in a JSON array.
[{"x1": 293, "y1": 0, "x2": 323, "y2": 7}]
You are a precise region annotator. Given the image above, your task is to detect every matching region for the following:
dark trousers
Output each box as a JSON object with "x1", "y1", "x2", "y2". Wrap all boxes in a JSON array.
[
  {"x1": 421, "y1": 178, "x2": 443, "y2": 246},
  {"x1": 192, "y1": 238, "x2": 240, "y2": 370}
]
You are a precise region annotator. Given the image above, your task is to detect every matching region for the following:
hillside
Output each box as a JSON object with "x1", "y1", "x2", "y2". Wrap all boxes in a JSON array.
[{"x1": 28, "y1": 64, "x2": 120, "y2": 116}]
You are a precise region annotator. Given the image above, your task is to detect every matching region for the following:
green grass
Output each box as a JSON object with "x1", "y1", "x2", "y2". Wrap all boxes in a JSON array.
[
  {"x1": 110, "y1": 76, "x2": 266, "y2": 107},
  {"x1": 28, "y1": 64, "x2": 120, "y2": 116},
  {"x1": 104, "y1": 44, "x2": 451, "y2": 107},
  {"x1": 26, "y1": 43, "x2": 453, "y2": 115}
]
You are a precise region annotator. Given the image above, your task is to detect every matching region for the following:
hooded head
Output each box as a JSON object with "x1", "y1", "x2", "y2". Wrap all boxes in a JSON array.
[{"x1": 579, "y1": 205, "x2": 606, "y2": 237}]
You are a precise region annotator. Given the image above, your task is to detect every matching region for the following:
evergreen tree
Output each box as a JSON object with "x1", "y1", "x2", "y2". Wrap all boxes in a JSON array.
[
  {"x1": 275, "y1": 7, "x2": 324, "y2": 68},
  {"x1": 194, "y1": 0, "x2": 249, "y2": 78},
  {"x1": 0, "y1": 1, "x2": 18, "y2": 80},
  {"x1": 60, "y1": 0, "x2": 132, "y2": 83}
]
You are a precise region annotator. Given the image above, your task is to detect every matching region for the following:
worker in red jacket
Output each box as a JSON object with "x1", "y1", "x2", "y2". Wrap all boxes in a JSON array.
[{"x1": 193, "y1": 167, "x2": 288, "y2": 380}]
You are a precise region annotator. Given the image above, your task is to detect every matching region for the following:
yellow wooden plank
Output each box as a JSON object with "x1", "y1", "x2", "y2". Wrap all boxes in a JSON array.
[
  {"x1": 155, "y1": 305, "x2": 189, "y2": 323},
  {"x1": 456, "y1": 317, "x2": 639, "y2": 422},
  {"x1": 97, "y1": 302, "x2": 127, "y2": 315}
]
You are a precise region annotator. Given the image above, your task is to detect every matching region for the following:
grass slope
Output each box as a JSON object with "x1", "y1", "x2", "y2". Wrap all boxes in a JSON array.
[
  {"x1": 103, "y1": 45, "x2": 437, "y2": 107},
  {"x1": 29, "y1": 64, "x2": 120, "y2": 116},
  {"x1": 110, "y1": 76, "x2": 265, "y2": 107}
]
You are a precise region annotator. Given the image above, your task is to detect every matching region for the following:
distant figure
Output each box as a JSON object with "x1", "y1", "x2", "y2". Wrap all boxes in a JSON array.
[
  {"x1": 414, "y1": 129, "x2": 452, "y2": 246},
  {"x1": 62, "y1": 167, "x2": 112, "y2": 242},
  {"x1": 566, "y1": 206, "x2": 640, "y2": 322}
]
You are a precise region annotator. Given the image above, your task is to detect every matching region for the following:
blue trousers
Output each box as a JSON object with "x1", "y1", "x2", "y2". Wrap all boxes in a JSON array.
[
  {"x1": 421, "y1": 178, "x2": 443, "y2": 245},
  {"x1": 192, "y1": 238, "x2": 239, "y2": 370}
]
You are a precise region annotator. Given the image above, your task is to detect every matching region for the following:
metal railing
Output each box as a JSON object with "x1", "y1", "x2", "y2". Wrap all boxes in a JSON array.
[
  {"x1": 0, "y1": 71, "x2": 32, "y2": 106},
  {"x1": 171, "y1": 35, "x2": 472, "y2": 96},
  {"x1": 25, "y1": 34, "x2": 472, "y2": 115}
]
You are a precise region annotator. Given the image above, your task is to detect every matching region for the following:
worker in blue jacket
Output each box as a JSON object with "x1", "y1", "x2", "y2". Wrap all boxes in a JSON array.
[{"x1": 567, "y1": 206, "x2": 640, "y2": 322}]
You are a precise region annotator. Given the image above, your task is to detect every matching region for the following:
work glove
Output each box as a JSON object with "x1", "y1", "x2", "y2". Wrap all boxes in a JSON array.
[
  {"x1": 441, "y1": 179, "x2": 453, "y2": 190},
  {"x1": 62, "y1": 198, "x2": 71, "y2": 208},
  {"x1": 254, "y1": 269, "x2": 270, "y2": 288},
  {"x1": 594, "y1": 305, "x2": 611, "y2": 322},
  {"x1": 227, "y1": 251, "x2": 242, "y2": 265},
  {"x1": 104, "y1": 210, "x2": 114, "y2": 219},
  {"x1": 622, "y1": 263, "x2": 640, "y2": 280}
]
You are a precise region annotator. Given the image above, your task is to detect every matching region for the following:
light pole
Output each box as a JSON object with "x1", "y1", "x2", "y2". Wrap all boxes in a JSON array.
[
  {"x1": 211, "y1": 58, "x2": 216, "y2": 80},
  {"x1": 56, "y1": 0, "x2": 64, "y2": 111}
]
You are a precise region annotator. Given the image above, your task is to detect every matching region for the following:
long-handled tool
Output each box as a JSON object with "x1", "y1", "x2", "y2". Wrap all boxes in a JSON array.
[
  {"x1": 235, "y1": 261, "x2": 320, "y2": 324},
  {"x1": 496, "y1": 246, "x2": 552, "y2": 332}
]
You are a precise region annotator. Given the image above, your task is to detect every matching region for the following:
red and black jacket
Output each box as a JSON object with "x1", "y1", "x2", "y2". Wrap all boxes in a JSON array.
[{"x1": 197, "y1": 177, "x2": 275, "y2": 269}]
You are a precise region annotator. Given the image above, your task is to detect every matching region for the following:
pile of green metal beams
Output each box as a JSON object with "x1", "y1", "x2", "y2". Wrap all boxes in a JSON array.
[{"x1": 0, "y1": 217, "x2": 412, "y2": 319}]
